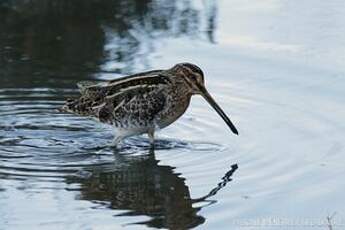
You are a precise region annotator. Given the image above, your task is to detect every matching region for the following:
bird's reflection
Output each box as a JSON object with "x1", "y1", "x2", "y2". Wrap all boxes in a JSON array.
[{"x1": 69, "y1": 147, "x2": 238, "y2": 229}]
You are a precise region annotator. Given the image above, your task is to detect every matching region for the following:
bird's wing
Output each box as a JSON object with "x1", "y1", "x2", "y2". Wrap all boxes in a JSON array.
[
  {"x1": 94, "y1": 76, "x2": 169, "y2": 125},
  {"x1": 77, "y1": 81, "x2": 99, "y2": 92},
  {"x1": 63, "y1": 71, "x2": 171, "y2": 121},
  {"x1": 107, "y1": 70, "x2": 163, "y2": 84},
  {"x1": 75, "y1": 70, "x2": 162, "y2": 97},
  {"x1": 79, "y1": 70, "x2": 165, "y2": 99}
]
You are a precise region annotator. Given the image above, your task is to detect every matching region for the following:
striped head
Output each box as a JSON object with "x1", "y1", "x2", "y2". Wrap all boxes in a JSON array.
[
  {"x1": 170, "y1": 62, "x2": 239, "y2": 135},
  {"x1": 170, "y1": 63, "x2": 205, "y2": 94}
]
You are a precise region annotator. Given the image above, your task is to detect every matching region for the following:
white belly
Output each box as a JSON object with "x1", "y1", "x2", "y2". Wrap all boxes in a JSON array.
[{"x1": 113, "y1": 126, "x2": 150, "y2": 139}]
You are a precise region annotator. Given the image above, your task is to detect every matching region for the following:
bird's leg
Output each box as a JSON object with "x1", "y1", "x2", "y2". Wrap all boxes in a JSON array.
[
  {"x1": 110, "y1": 135, "x2": 123, "y2": 147},
  {"x1": 148, "y1": 129, "x2": 155, "y2": 145}
]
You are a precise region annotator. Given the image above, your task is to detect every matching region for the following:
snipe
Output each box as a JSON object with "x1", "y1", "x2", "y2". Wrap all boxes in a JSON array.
[{"x1": 61, "y1": 63, "x2": 238, "y2": 145}]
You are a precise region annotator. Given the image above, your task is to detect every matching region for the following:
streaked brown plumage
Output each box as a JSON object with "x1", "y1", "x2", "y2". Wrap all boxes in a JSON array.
[{"x1": 61, "y1": 63, "x2": 238, "y2": 145}]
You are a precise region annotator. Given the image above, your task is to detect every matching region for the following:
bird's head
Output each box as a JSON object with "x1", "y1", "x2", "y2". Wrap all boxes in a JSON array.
[
  {"x1": 170, "y1": 62, "x2": 239, "y2": 135},
  {"x1": 171, "y1": 62, "x2": 205, "y2": 94}
]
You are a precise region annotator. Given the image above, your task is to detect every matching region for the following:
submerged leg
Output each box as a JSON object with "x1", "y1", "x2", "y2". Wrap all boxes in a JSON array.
[
  {"x1": 111, "y1": 135, "x2": 123, "y2": 147},
  {"x1": 148, "y1": 129, "x2": 155, "y2": 145}
]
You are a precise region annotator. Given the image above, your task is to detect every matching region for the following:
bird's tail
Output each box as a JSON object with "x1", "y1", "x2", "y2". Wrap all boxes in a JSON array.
[
  {"x1": 59, "y1": 98, "x2": 79, "y2": 113},
  {"x1": 59, "y1": 80, "x2": 102, "y2": 116},
  {"x1": 59, "y1": 97, "x2": 94, "y2": 116}
]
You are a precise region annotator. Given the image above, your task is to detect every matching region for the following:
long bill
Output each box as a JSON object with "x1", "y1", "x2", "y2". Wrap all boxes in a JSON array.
[{"x1": 197, "y1": 83, "x2": 239, "y2": 135}]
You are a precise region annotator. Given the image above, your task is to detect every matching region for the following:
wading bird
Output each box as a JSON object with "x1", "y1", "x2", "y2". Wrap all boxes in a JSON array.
[{"x1": 61, "y1": 63, "x2": 238, "y2": 145}]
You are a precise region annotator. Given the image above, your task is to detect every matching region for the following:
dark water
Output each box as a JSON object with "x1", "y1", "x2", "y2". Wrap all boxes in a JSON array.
[
  {"x1": 0, "y1": 1, "x2": 237, "y2": 229},
  {"x1": 1, "y1": 0, "x2": 345, "y2": 229}
]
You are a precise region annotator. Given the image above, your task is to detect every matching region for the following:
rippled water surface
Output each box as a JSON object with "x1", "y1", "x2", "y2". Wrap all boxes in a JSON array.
[{"x1": 1, "y1": 0, "x2": 345, "y2": 229}]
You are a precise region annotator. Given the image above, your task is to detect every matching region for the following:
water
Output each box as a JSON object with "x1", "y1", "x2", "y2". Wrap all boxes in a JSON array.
[{"x1": 1, "y1": 0, "x2": 345, "y2": 229}]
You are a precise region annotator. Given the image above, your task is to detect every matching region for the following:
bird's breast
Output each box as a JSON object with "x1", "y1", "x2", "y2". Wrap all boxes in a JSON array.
[{"x1": 156, "y1": 88, "x2": 192, "y2": 129}]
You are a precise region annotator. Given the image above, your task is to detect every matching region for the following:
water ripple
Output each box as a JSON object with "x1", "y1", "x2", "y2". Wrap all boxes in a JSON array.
[
  {"x1": 0, "y1": 88, "x2": 228, "y2": 181},
  {"x1": 0, "y1": 88, "x2": 240, "y2": 229}
]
